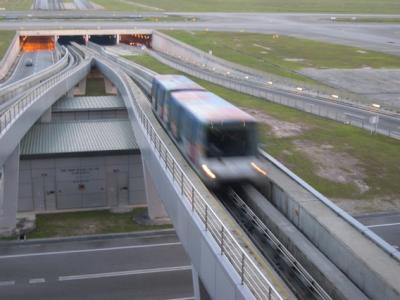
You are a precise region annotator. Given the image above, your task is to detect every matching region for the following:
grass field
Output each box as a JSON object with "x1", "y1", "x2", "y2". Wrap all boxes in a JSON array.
[
  {"x1": 0, "y1": 31, "x2": 15, "y2": 60},
  {"x1": 163, "y1": 31, "x2": 400, "y2": 82},
  {"x1": 92, "y1": 0, "x2": 400, "y2": 13},
  {"x1": 29, "y1": 208, "x2": 172, "y2": 239},
  {"x1": 85, "y1": 78, "x2": 106, "y2": 96},
  {"x1": 91, "y1": 0, "x2": 150, "y2": 11},
  {"x1": 125, "y1": 54, "x2": 400, "y2": 209},
  {"x1": 0, "y1": 0, "x2": 32, "y2": 10}
]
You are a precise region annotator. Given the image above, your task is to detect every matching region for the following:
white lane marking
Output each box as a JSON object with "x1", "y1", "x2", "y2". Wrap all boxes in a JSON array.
[
  {"x1": 165, "y1": 297, "x2": 195, "y2": 300},
  {"x1": 0, "y1": 242, "x2": 181, "y2": 260},
  {"x1": 59, "y1": 265, "x2": 192, "y2": 281},
  {"x1": 29, "y1": 278, "x2": 46, "y2": 284},
  {"x1": 367, "y1": 222, "x2": 400, "y2": 228},
  {"x1": 0, "y1": 281, "x2": 15, "y2": 287}
]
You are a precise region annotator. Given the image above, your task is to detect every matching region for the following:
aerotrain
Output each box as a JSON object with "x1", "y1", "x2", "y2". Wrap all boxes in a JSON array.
[{"x1": 151, "y1": 75, "x2": 267, "y2": 186}]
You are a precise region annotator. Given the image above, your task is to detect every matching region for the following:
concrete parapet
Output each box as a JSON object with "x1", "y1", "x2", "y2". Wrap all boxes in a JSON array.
[{"x1": 0, "y1": 34, "x2": 20, "y2": 81}]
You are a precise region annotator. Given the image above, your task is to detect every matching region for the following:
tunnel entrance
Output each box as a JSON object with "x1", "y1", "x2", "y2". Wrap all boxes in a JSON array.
[
  {"x1": 89, "y1": 35, "x2": 117, "y2": 46},
  {"x1": 20, "y1": 36, "x2": 55, "y2": 52},
  {"x1": 120, "y1": 34, "x2": 152, "y2": 48},
  {"x1": 57, "y1": 35, "x2": 86, "y2": 45}
]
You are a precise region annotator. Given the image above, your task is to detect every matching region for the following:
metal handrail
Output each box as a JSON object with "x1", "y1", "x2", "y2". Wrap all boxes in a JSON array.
[
  {"x1": 0, "y1": 51, "x2": 90, "y2": 137},
  {"x1": 258, "y1": 149, "x2": 400, "y2": 261},
  {"x1": 89, "y1": 50, "x2": 284, "y2": 300}
]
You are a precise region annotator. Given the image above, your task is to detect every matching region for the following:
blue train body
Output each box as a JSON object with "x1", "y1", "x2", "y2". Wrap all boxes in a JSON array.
[{"x1": 151, "y1": 75, "x2": 267, "y2": 186}]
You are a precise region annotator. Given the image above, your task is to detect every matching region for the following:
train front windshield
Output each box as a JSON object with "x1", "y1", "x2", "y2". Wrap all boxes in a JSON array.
[{"x1": 205, "y1": 123, "x2": 257, "y2": 158}]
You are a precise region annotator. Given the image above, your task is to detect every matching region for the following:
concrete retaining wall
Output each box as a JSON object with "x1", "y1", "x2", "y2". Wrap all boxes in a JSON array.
[
  {"x1": 0, "y1": 34, "x2": 20, "y2": 81},
  {"x1": 151, "y1": 31, "x2": 233, "y2": 74}
]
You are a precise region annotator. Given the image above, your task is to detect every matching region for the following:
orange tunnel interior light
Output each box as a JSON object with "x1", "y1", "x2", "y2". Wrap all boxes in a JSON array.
[{"x1": 20, "y1": 36, "x2": 55, "y2": 52}]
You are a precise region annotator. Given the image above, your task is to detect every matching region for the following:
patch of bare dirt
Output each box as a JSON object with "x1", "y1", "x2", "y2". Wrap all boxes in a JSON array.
[
  {"x1": 294, "y1": 140, "x2": 369, "y2": 193},
  {"x1": 333, "y1": 197, "x2": 400, "y2": 215},
  {"x1": 241, "y1": 107, "x2": 310, "y2": 138}
]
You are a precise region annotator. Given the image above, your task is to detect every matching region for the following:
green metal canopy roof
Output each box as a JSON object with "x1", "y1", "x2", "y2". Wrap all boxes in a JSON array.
[
  {"x1": 52, "y1": 96, "x2": 126, "y2": 112},
  {"x1": 21, "y1": 119, "x2": 138, "y2": 157}
]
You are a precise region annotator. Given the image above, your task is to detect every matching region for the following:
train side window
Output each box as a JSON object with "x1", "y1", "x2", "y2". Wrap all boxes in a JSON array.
[
  {"x1": 170, "y1": 99, "x2": 181, "y2": 140},
  {"x1": 184, "y1": 115, "x2": 193, "y2": 142},
  {"x1": 175, "y1": 106, "x2": 183, "y2": 140},
  {"x1": 156, "y1": 86, "x2": 164, "y2": 115}
]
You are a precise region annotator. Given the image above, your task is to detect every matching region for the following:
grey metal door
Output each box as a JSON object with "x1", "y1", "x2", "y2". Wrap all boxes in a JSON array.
[{"x1": 117, "y1": 172, "x2": 129, "y2": 206}]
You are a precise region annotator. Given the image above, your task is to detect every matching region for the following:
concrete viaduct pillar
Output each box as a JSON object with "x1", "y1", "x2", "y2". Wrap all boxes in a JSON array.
[
  {"x1": 0, "y1": 145, "x2": 20, "y2": 236},
  {"x1": 104, "y1": 78, "x2": 117, "y2": 95},
  {"x1": 40, "y1": 107, "x2": 52, "y2": 123},
  {"x1": 192, "y1": 265, "x2": 212, "y2": 300},
  {"x1": 142, "y1": 161, "x2": 169, "y2": 222},
  {"x1": 72, "y1": 78, "x2": 87, "y2": 96}
]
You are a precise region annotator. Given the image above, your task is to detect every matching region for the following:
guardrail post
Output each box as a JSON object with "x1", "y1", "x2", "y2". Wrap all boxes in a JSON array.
[
  {"x1": 220, "y1": 226, "x2": 224, "y2": 255},
  {"x1": 191, "y1": 186, "x2": 195, "y2": 212},
  {"x1": 172, "y1": 160, "x2": 175, "y2": 181},
  {"x1": 240, "y1": 253, "x2": 245, "y2": 285},
  {"x1": 180, "y1": 172, "x2": 184, "y2": 195},
  {"x1": 205, "y1": 206, "x2": 208, "y2": 231},
  {"x1": 268, "y1": 287, "x2": 272, "y2": 300}
]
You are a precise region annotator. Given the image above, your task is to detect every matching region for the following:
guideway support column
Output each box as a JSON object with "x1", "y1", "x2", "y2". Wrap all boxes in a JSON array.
[
  {"x1": 0, "y1": 146, "x2": 20, "y2": 236},
  {"x1": 40, "y1": 107, "x2": 52, "y2": 123},
  {"x1": 73, "y1": 78, "x2": 87, "y2": 96},
  {"x1": 192, "y1": 265, "x2": 212, "y2": 300},
  {"x1": 142, "y1": 161, "x2": 169, "y2": 222}
]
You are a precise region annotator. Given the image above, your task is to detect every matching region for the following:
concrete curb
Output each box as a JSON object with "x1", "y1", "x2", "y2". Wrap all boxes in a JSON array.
[{"x1": 0, "y1": 229, "x2": 176, "y2": 246}]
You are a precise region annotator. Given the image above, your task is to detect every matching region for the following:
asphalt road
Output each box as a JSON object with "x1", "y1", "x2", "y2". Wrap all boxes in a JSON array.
[
  {"x1": 0, "y1": 231, "x2": 194, "y2": 300},
  {"x1": 356, "y1": 212, "x2": 400, "y2": 250},
  {"x1": 1, "y1": 50, "x2": 55, "y2": 86},
  {"x1": 0, "y1": 13, "x2": 399, "y2": 56}
]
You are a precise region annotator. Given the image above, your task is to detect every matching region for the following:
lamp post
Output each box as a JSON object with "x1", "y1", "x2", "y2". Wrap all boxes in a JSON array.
[{"x1": 370, "y1": 104, "x2": 381, "y2": 134}]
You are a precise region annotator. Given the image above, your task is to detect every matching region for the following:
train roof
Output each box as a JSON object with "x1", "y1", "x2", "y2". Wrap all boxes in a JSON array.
[
  {"x1": 171, "y1": 91, "x2": 256, "y2": 123},
  {"x1": 153, "y1": 75, "x2": 205, "y2": 91}
]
